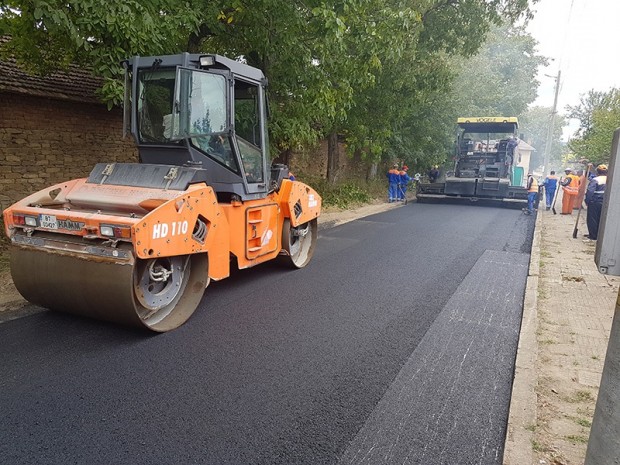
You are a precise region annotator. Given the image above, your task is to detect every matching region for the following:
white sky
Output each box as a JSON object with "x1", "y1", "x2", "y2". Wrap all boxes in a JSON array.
[{"x1": 526, "y1": 0, "x2": 620, "y2": 139}]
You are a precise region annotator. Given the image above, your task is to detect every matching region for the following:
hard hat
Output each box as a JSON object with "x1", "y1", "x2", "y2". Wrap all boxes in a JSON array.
[
  {"x1": 393, "y1": 163, "x2": 398, "y2": 168},
  {"x1": 564, "y1": 168, "x2": 572, "y2": 172},
  {"x1": 598, "y1": 164, "x2": 608, "y2": 171}
]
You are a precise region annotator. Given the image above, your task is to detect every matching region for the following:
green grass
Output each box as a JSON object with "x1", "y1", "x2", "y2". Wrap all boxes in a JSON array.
[
  {"x1": 309, "y1": 177, "x2": 384, "y2": 210},
  {"x1": 532, "y1": 440, "x2": 549, "y2": 452},
  {"x1": 575, "y1": 418, "x2": 592, "y2": 428},
  {"x1": 565, "y1": 390, "x2": 594, "y2": 403},
  {"x1": 565, "y1": 434, "x2": 589, "y2": 444}
]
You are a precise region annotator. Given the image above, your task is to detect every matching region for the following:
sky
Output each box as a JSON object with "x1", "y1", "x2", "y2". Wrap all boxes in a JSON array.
[{"x1": 526, "y1": 0, "x2": 620, "y2": 139}]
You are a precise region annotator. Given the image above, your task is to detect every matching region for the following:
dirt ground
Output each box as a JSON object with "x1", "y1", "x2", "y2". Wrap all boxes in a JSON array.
[{"x1": 0, "y1": 252, "x2": 29, "y2": 321}]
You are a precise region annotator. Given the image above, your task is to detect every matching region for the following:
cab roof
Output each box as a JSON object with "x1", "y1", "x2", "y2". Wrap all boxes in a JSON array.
[{"x1": 457, "y1": 117, "x2": 518, "y2": 134}]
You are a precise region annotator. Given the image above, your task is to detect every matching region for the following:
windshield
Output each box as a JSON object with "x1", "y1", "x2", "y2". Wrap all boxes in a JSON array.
[
  {"x1": 173, "y1": 68, "x2": 228, "y2": 139},
  {"x1": 137, "y1": 69, "x2": 176, "y2": 143}
]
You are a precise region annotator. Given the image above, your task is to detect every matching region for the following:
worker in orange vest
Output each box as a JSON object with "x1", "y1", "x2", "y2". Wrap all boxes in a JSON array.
[
  {"x1": 524, "y1": 172, "x2": 539, "y2": 215},
  {"x1": 387, "y1": 164, "x2": 400, "y2": 202},
  {"x1": 560, "y1": 168, "x2": 580, "y2": 214}
]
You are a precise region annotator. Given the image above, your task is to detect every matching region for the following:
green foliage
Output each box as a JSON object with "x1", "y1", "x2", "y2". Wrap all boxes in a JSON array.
[
  {"x1": 1, "y1": 0, "x2": 535, "y2": 171},
  {"x1": 309, "y1": 178, "x2": 376, "y2": 210},
  {"x1": 450, "y1": 23, "x2": 547, "y2": 118},
  {"x1": 519, "y1": 106, "x2": 567, "y2": 171},
  {"x1": 0, "y1": 0, "x2": 203, "y2": 107},
  {"x1": 568, "y1": 88, "x2": 620, "y2": 165}
]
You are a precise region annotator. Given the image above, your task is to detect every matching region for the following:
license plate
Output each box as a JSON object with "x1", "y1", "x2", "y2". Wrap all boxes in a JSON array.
[{"x1": 39, "y1": 214, "x2": 58, "y2": 229}]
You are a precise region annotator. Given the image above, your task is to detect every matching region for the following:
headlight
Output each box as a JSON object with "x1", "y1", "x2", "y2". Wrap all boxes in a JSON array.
[
  {"x1": 100, "y1": 224, "x2": 131, "y2": 239},
  {"x1": 100, "y1": 225, "x2": 115, "y2": 237},
  {"x1": 24, "y1": 216, "x2": 38, "y2": 227}
]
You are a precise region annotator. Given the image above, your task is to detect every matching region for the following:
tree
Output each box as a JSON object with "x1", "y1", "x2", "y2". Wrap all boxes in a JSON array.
[
  {"x1": 0, "y1": 0, "x2": 536, "y2": 182},
  {"x1": 567, "y1": 88, "x2": 620, "y2": 165},
  {"x1": 0, "y1": 0, "x2": 203, "y2": 106},
  {"x1": 450, "y1": 23, "x2": 546, "y2": 118},
  {"x1": 519, "y1": 106, "x2": 567, "y2": 172}
]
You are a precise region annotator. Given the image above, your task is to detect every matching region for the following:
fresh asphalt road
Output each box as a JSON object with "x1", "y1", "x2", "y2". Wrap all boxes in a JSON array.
[{"x1": 0, "y1": 203, "x2": 535, "y2": 465}]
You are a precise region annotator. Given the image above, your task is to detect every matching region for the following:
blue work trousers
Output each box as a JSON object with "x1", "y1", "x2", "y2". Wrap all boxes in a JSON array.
[
  {"x1": 388, "y1": 182, "x2": 398, "y2": 201},
  {"x1": 545, "y1": 188, "x2": 556, "y2": 208},
  {"x1": 527, "y1": 192, "x2": 537, "y2": 213}
]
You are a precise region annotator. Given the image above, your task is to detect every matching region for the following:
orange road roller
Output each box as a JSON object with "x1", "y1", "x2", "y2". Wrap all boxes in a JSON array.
[{"x1": 2, "y1": 53, "x2": 321, "y2": 332}]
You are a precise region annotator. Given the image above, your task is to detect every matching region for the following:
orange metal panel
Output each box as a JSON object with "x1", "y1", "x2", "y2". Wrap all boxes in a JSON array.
[{"x1": 278, "y1": 179, "x2": 322, "y2": 227}]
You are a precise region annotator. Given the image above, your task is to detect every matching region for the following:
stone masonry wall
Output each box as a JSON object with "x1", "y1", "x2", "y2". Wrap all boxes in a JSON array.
[
  {"x1": 287, "y1": 139, "x2": 371, "y2": 182},
  {"x1": 0, "y1": 93, "x2": 138, "y2": 210},
  {"x1": 1, "y1": 92, "x2": 379, "y2": 212}
]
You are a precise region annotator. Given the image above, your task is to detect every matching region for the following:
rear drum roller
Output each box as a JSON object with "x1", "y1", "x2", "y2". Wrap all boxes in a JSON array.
[
  {"x1": 10, "y1": 243, "x2": 209, "y2": 332},
  {"x1": 280, "y1": 218, "x2": 317, "y2": 268}
]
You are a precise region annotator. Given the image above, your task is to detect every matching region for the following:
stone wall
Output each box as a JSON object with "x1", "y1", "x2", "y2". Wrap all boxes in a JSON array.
[
  {"x1": 0, "y1": 93, "x2": 138, "y2": 210},
  {"x1": 1, "y1": 92, "x2": 378, "y2": 211},
  {"x1": 286, "y1": 139, "x2": 372, "y2": 182}
]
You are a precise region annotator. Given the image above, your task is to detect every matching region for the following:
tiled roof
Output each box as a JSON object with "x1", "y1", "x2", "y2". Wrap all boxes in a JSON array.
[{"x1": 0, "y1": 38, "x2": 103, "y2": 104}]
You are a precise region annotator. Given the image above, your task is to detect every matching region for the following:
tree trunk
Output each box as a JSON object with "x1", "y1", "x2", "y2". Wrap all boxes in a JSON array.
[
  {"x1": 367, "y1": 162, "x2": 378, "y2": 181},
  {"x1": 327, "y1": 132, "x2": 339, "y2": 184}
]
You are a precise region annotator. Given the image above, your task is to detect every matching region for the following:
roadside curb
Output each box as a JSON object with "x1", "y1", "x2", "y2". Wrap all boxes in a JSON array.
[
  {"x1": 503, "y1": 210, "x2": 542, "y2": 464},
  {"x1": 317, "y1": 201, "x2": 403, "y2": 232}
]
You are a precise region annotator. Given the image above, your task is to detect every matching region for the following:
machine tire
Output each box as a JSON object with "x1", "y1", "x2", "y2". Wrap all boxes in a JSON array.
[{"x1": 280, "y1": 218, "x2": 317, "y2": 269}]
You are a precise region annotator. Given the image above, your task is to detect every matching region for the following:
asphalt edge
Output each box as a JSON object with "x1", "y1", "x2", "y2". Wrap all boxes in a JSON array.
[{"x1": 503, "y1": 210, "x2": 542, "y2": 464}]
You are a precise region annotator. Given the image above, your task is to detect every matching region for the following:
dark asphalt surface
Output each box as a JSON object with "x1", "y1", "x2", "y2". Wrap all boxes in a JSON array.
[{"x1": 0, "y1": 203, "x2": 535, "y2": 465}]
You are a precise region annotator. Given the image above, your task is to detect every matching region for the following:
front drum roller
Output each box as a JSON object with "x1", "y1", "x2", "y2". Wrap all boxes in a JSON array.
[
  {"x1": 280, "y1": 218, "x2": 317, "y2": 268},
  {"x1": 10, "y1": 245, "x2": 209, "y2": 332}
]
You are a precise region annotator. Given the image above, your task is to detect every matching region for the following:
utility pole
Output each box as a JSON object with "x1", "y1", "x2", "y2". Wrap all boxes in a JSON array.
[{"x1": 542, "y1": 70, "x2": 561, "y2": 175}]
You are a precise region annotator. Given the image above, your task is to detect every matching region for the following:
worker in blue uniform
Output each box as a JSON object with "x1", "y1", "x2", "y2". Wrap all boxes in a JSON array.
[
  {"x1": 585, "y1": 164, "x2": 608, "y2": 240},
  {"x1": 543, "y1": 170, "x2": 559, "y2": 211},
  {"x1": 398, "y1": 165, "x2": 412, "y2": 201},
  {"x1": 387, "y1": 164, "x2": 400, "y2": 202}
]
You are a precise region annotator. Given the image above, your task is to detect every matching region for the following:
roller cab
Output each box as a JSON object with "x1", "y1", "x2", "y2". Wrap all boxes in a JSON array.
[{"x1": 2, "y1": 53, "x2": 321, "y2": 332}]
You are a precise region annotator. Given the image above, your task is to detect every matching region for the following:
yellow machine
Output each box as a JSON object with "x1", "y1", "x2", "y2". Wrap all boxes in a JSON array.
[
  {"x1": 3, "y1": 53, "x2": 321, "y2": 332},
  {"x1": 417, "y1": 117, "x2": 528, "y2": 207}
]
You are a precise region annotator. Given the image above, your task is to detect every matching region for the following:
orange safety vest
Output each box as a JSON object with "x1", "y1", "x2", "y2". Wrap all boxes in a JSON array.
[
  {"x1": 527, "y1": 176, "x2": 539, "y2": 193},
  {"x1": 563, "y1": 174, "x2": 580, "y2": 194}
]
